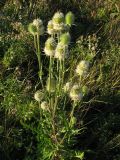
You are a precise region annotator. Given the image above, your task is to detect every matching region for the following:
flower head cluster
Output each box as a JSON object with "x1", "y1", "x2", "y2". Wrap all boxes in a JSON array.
[
  {"x1": 44, "y1": 37, "x2": 56, "y2": 57},
  {"x1": 28, "y1": 18, "x2": 44, "y2": 35},
  {"x1": 69, "y1": 84, "x2": 83, "y2": 101},
  {"x1": 76, "y1": 60, "x2": 89, "y2": 76},
  {"x1": 47, "y1": 11, "x2": 74, "y2": 35}
]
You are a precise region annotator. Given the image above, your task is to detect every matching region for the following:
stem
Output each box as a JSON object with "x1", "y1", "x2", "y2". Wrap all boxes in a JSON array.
[
  {"x1": 58, "y1": 60, "x2": 62, "y2": 95},
  {"x1": 62, "y1": 59, "x2": 65, "y2": 87},
  {"x1": 69, "y1": 102, "x2": 76, "y2": 128},
  {"x1": 34, "y1": 35, "x2": 37, "y2": 53},
  {"x1": 49, "y1": 56, "x2": 53, "y2": 93},
  {"x1": 39, "y1": 101, "x2": 42, "y2": 121},
  {"x1": 57, "y1": 59, "x2": 59, "y2": 73},
  {"x1": 36, "y1": 34, "x2": 43, "y2": 87}
]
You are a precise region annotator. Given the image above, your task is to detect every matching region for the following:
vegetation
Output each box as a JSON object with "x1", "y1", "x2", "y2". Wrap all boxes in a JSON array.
[{"x1": 0, "y1": 0, "x2": 120, "y2": 160}]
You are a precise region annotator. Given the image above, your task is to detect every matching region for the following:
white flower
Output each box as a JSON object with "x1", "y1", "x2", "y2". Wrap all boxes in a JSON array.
[
  {"x1": 52, "y1": 12, "x2": 65, "y2": 31},
  {"x1": 33, "y1": 18, "x2": 43, "y2": 27},
  {"x1": 41, "y1": 101, "x2": 49, "y2": 111},
  {"x1": 53, "y1": 12, "x2": 64, "y2": 24},
  {"x1": 47, "y1": 20, "x2": 55, "y2": 35},
  {"x1": 32, "y1": 18, "x2": 44, "y2": 35},
  {"x1": 76, "y1": 60, "x2": 89, "y2": 76},
  {"x1": 70, "y1": 84, "x2": 83, "y2": 101},
  {"x1": 44, "y1": 37, "x2": 56, "y2": 57},
  {"x1": 34, "y1": 90, "x2": 44, "y2": 102},
  {"x1": 76, "y1": 68, "x2": 88, "y2": 76},
  {"x1": 55, "y1": 42, "x2": 68, "y2": 60},
  {"x1": 63, "y1": 82, "x2": 72, "y2": 92},
  {"x1": 53, "y1": 23, "x2": 65, "y2": 31}
]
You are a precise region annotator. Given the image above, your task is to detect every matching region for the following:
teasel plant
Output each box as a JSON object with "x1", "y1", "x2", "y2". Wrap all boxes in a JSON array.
[{"x1": 29, "y1": 12, "x2": 88, "y2": 159}]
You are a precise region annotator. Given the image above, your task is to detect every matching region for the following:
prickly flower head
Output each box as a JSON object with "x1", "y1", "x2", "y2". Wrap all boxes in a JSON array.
[
  {"x1": 53, "y1": 12, "x2": 64, "y2": 24},
  {"x1": 60, "y1": 32, "x2": 71, "y2": 45},
  {"x1": 76, "y1": 60, "x2": 89, "y2": 76},
  {"x1": 41, "y1": 101, "x2": 49, "y2": 111},
  {"x1": 47, "y1": 20, "x2": 55, "y2": 35},
  {"x1": 65, "y1": 11, "x2": 75, "y2": 26},
  {"x1": 44, "y1": 37, "x2": 56, "y2": 57},
  {"x1": 70, "y1": 84, "x2": 83, "y2": 101},
  {"x1": 33, "y1": 18, "x2": 44, "y2": 35},
  {"x1": 34, "y1": 90, "x2": 44, "y2": 102},
  {"x1": 55, "y1": 42, "x2": 68, "y2": 60},
  {"x1": 52, "y1": 12, "x2": 65, "y2": 31},
  {"x1": 53, "y1": 23, "x2": 65, "y2": 32},
  {"x1": 33, "y1": 18, "x2": 43, "y2": 27},
  {"x1": 63, "y1": 82, "x2": 72, "y2": 92}
]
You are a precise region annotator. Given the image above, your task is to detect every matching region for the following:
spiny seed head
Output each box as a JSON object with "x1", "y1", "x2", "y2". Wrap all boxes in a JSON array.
[
  {"x1": 47, "y1": 20, "x2": 55, "y2": 35},
  {"x1": 33, "y1": 18, "x2": 43, "y2": 27},
  {"x1": 53, "y1": 12, "x2": 64, "y2": 24},
  {"x1": 76, "y1": 60, "x2": 89, "y2": 76},
  {"x1": 32, "y1": 18, "x2": 44, "y2": 35},
  {"x1": 60, "y1": 32, "x2": 71, "y2": 45},
  {"x1": 65, "y1": 11, "x2": 74, "y2": 26},
  {"x1": 70, "y1": 84, "x2": 83, "y2": 101},
  {"x1": 34, "y1": 90, "x2": 44, "y2": 102},
  {"x1": 53, "y1": 23, "x2": 65, "y2": 32},
  {"x1": 55, "y1": 42, "x2": 68, "y2": 60},
  {"x1": 52, "y1": 12, "x2": 65, "y2": 31},
  {"x1": 44, "y1": 37, "x2": 56, "y2": 57},
  {"x1": 41, "y1": 101, "x2": 49, "y2": 111}
]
